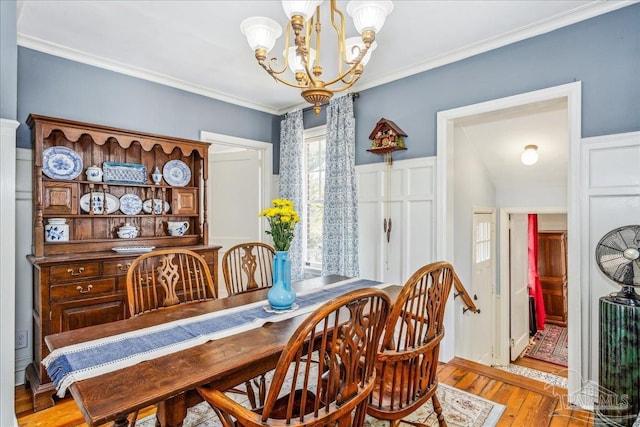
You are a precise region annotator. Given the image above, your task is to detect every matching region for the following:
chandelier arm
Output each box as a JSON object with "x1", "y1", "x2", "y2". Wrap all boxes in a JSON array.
[
  {"x1": 329, "y1": 0, "x2": 347, "y2": 75},
  {"x1": 311, "y1": 5, "x2": 321, "y2": 78},
  {"x1": 321, "y1": 75, "x2": 364, "y2": 95},
  {"x1": 299, "y1": 13, "x2": 320, "y2": 86},
  {"x1": 266, "y1": 72, "x2": 313, "y2": 90},
  {"x1": 264, "y1": 57, "x2": 289, "y2": 76},
  {"x1": 322, "y1": 46, "x2": 369, "y2": 87}
]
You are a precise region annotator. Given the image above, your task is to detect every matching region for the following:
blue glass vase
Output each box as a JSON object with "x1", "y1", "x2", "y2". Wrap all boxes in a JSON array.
[{"x1": 267, "y1": 250, "x2": 296, "y2": 310}]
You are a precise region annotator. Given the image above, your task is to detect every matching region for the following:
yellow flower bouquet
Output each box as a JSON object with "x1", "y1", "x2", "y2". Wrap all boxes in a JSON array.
[{"x1": 259, "y1": 198, "x2": 300, "y2": 251}]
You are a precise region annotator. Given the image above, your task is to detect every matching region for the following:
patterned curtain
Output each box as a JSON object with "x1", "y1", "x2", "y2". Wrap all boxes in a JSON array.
[
  {"x1": 278, "y1": 109, "x2": 305, "y2": 281},
  {"x1": 322, "y1": 95, "x2": 359, "y2": 277}
]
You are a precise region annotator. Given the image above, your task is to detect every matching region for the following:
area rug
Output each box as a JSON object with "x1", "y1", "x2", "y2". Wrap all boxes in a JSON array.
[
  {"x1": 523, "y1": 323, "x2": 568, "y2": 367},
  {"x1": 494, "y1": 364, "x2": 568, "y2": 389},
  {"x1": 136, "y1": 384, "x2": 505, "y2": 427}
]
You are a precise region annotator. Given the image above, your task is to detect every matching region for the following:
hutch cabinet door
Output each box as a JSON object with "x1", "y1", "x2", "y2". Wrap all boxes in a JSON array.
[{"x1": 52, "y1": 297, "x2": 127, "y2": 332}]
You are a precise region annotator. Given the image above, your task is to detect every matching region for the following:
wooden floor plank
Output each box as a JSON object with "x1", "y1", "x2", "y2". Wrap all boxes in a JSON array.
[
  {"x1": 513, "y1": 355, "x2": 569, "y2": 378},
  {"x1": 16, "y1": 358, "x2": 594, "y2": 427}
]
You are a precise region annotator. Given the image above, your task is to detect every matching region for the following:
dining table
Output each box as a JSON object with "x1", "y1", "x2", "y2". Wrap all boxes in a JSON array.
[{"x1": 44, "y1": 274, "x2": 401, "y2": 427}]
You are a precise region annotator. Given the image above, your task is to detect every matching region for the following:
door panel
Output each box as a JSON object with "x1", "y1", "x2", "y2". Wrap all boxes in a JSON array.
[
  {"x1": 209, "y1": 149, "x2": 262, "y2": 294},
  {"x1": 210, "y1": 149, "x2": 261, "y2": 246},
  {"x1": 510, "y1": 214, "x2": 530, "y2": 361},
  {"x1": 470, "y1": 212, "x2": 495, "y2": 365}
]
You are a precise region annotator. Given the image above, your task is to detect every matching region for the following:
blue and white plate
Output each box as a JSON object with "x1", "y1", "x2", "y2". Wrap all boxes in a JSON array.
[
  {"x1": 80, "y1": 192, "x2": 120, "y2": 214},
  {"x1": 163, "y1": 160, "x2": 191, "y2": 187},
  {"x1": 119, "y1": 193, "x2": 143, "y2": 215},
  {"x1": 42, "y1": 146, "x2": 83, "y2": 180},
  {"x1": 112, "y1": 246, "x2": 155, "y2": 254}
]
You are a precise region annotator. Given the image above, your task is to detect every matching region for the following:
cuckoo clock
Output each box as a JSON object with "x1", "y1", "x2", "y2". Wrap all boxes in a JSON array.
[
  {"x1": 367, "y1": 117, "x2": 408, "y2": 156},
  {"x1": 366, "y1": 118, "x2": 408, "y2": 266}
]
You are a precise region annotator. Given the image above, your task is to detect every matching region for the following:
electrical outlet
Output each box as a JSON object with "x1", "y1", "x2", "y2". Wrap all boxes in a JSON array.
[{"x1": 16, "y1": 330, "x2": 28, "y2": 349}]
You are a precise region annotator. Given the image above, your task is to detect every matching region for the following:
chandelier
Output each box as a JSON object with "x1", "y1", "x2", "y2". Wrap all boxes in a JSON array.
[{"x1": 241, "y1": 1, "x2": 393, "y2": 115}]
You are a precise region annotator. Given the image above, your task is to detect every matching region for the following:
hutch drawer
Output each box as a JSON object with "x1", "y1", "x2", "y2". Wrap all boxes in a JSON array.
[
  {"x1": 50, "y1": 262, "x2": 101, "y2": 282},
  {"x1": 50, "y1": 278, "x2": 117, "y2": 300}
]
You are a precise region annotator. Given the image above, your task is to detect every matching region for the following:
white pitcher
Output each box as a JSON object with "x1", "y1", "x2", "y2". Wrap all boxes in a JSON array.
[{"x1": 167, "y1": 221, "x2": 189, "y2": 236}]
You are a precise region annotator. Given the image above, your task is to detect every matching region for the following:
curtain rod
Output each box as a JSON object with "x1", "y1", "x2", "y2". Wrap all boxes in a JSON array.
[{"x1": 284, "y1": 92, "x2": 360, "y2": 117}]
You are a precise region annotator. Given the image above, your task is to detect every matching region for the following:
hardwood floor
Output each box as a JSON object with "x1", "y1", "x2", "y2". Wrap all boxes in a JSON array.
[
  {"x1": 513, "y1": 354, "x2": 569, "y2": 378},
  {"x1": 16, "y1": 358, "x2": 593, "y2": 426}
]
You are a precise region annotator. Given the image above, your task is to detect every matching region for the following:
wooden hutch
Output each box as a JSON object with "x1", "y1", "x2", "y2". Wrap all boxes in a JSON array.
[{"x1": 25, "y1": 114, "x2": 221, "y2": 410}]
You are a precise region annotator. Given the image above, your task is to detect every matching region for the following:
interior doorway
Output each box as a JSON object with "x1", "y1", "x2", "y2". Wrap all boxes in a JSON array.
[
  {"x1": 436, "y1": 82, "x2": 582, "y2": 398},
  {"x1": 200, "y1": 131, "x2": 273, "y2": 295}
]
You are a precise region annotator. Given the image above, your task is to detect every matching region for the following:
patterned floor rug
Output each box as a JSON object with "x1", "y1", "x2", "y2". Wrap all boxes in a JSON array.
[
  {"x1": 136, "y1": 383, "x2": 505, "y2": 427},
  {"x1": 523, "y1": 323, "x2": 568, "y2": 366},
  {"x1": 494, "y1": 364, "x2": 568, "y2": 389}
]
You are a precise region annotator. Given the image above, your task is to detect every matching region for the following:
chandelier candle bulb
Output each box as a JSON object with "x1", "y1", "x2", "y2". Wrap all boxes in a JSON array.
[{"x1": 241, "y1": 0, "x2": 393, "y2": 115}]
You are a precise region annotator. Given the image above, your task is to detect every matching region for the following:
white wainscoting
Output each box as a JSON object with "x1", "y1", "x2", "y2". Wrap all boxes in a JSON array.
[
  {"x1": 15, "y1": 148, "x2": 33, "y2": 385},
  {"x1": 2, "y1": 119, "x2": 19, "y2": 427},
  {"x1": 580, "y1": 131, "x2": 640, "y2": 397},
  {"x1": 356, "y1": 157, "x2": 437, "y2": 286}
]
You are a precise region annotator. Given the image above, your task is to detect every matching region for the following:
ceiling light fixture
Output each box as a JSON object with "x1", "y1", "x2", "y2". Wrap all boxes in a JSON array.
[
  {"x1": 521, "y1": 144, "x2": 539, "y2": 165},
  {"x1": 241, "y1": 0, "x2": 393, "y2": 115}
]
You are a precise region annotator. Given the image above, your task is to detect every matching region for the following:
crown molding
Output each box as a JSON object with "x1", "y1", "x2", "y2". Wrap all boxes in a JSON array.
[
  {"x1": 17, "y1": 34, "x2": 280, "y2": 116},
  {"x1": 17, "y1": 1, "x2": 634, "y2": 116},
  {"x1": 351, "y1": 1, "x2": 635, "y2": 94}
]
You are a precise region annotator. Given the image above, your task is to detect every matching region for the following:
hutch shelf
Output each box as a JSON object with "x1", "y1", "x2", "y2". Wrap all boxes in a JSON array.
[{"x1": 25, "y1": 114, "x2": 221, "y2": 410}]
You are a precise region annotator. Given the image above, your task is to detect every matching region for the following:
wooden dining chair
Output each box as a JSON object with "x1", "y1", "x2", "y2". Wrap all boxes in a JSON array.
[
  {"x1": 197, "y1": 287, "x2": 391, "y2": 427},
  {"x1": 222, "y1": 242, "x2": 275, "y2": 296},
  {"x1": 220, "y1": 242, "x2": 275, "y2": 408},
  {"x1": 367, "y1": 261, "x2": 466, "y2": 427},
  {"x1": 123, "y1": 248, "x2": 218, "y2": 426},
  {"x1": 125, "y1": 248, "x2": 217, "y2": 317}
]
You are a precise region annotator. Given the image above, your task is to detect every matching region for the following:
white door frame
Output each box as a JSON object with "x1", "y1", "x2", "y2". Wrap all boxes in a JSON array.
[
  {"x1": 499, "y1": 207, "x2": 567, "y2": 365},
  {"x1": 200, "y1": 131, "x2": 273, "y2": 240},
  {"x1": 436, "y1": 81, "x2": 582, "y2": 399}
]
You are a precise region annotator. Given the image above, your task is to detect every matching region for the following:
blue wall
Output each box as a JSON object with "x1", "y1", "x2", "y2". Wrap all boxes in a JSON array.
[
  {"x1": 15, "y1": 4, "x2": 639, "y2": 174},
  {"x1": 354, "y1": 4, "x2": 639, "y2": 166},
  {"x1": 17, "y1": 48, "x2": 277, "y2": 152},
  {"x1": 1, "y1": 0, "x2": 17, "y2": 120}
]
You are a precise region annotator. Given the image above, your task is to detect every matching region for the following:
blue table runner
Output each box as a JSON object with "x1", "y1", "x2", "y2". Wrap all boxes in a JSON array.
[{"x1": 43, "y1": 278, "x2": 385, "y2": 397}]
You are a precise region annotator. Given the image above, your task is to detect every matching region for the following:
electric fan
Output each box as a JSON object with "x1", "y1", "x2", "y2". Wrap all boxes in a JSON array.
[
  {"x1": 595, "y1": 225, "x2": 640, "y2": 427},
  {"x1": 595, "y1": 224, "x2": 640, "y2": 304}
]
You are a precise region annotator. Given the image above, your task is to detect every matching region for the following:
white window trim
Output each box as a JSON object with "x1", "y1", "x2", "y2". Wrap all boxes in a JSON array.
[{"x1": 302, "y1": 125, "x2": 327, "y2": 272}]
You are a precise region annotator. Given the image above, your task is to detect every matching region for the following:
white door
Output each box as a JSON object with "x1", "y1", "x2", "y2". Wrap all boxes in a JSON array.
[
  {"x1": 470, "y1": 211, "x2": 495, "y2": 365},
  {"x1": 509, "y1": 214, "x2": 530, "y2": 361},
  {"x1": 209, "y1": 148, "x2": 263, "y2": 294},
  {"x1": 210, "y1": 148, "x2": 262, "y2": 247}
]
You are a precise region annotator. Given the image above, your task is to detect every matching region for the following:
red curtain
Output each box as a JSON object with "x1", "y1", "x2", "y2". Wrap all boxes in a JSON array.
[{"x1": 528, "y1": 214, "x2": 545, "y2": 330}]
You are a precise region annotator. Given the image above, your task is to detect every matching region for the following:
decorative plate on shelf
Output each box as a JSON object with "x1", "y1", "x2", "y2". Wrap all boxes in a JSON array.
[
  {"x1": 142, "y1": 198, "x2": 171, "y2": 214},
  {"x1": 112, "y1": 246, "x2": 155, "y2": 254},
  {"x1": 119, "y1": 194, "x2": 143, "y2": 215},
  {"x1": 42, "y1": 146, "x2": 83, "y2": 180},
  {"x1": 163, "y1": 160, "x2": 191, "y2": 187},
  {"x1": 80, "y1": 192, "x2": 120, "y2": 214}
]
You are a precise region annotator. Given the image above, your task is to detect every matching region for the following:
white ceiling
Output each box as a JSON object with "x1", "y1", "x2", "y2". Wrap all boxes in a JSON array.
[
  {"x1": 16, "y1": 1, "x2": 625, "y2": 189},
  {"x1": 455, "y1": 98, "x2": 569, "y2": 191},
  {"x1": 16, "y1": 0, "x2": 629, "y2": 115}
]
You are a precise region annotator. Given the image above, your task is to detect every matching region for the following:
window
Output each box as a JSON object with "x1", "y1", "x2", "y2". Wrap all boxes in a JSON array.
[
  {"x1": 303, "y1": 126, "x2": 326, "y2": 271},
  {"x1": 475, "y1": 221, "x2": 491, "y2": 263}
]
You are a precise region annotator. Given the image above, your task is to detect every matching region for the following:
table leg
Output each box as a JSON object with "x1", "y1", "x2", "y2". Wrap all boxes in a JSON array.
[
  {"x1": 112, "y1": 417, "x2": 129, "y2": 427},
  {"x1": 156, "y1": 393, "x2": 187, "y2": 427}
]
